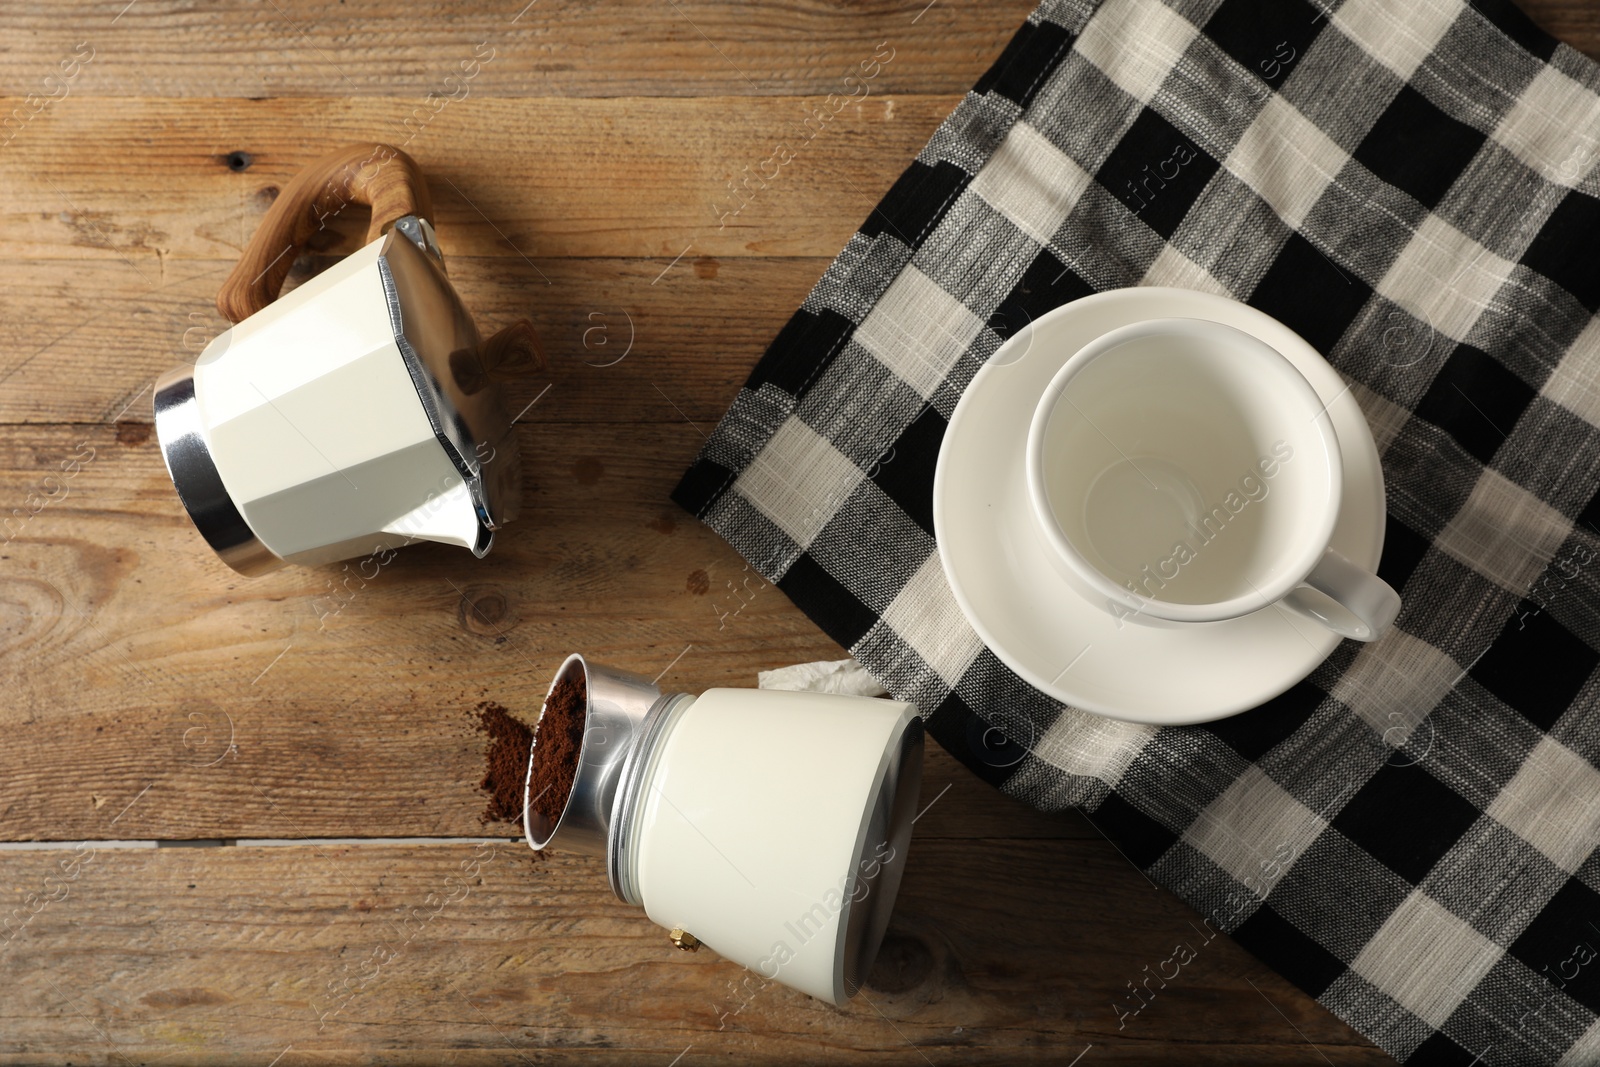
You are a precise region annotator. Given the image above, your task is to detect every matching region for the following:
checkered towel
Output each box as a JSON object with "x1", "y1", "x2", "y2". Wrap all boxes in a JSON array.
[{"x1": 673, "y1": 0, "x2": 1600, "y2": 1060}]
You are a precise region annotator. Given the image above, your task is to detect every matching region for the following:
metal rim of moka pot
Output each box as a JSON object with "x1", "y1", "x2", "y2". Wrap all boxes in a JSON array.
[
  {"x1": 153, "y1": 363, "x2": 280, "y2": 575},
  {"x1": 154, "y1": 143, "x2": 532, "y2": 576},
  {"x1": 524, "y1": 652, "x2": 925, "y2": 1005}
]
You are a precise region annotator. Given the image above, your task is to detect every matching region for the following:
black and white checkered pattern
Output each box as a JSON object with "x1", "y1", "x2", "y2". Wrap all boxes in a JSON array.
[{"x1": 673, "y1": 0, "x2": 1600, "y2": 1060}]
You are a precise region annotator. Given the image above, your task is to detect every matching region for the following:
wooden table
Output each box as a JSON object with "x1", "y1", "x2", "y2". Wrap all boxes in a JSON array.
[{"x1": 3, "y1": 2, "x2": 1595, "y2": 1063}]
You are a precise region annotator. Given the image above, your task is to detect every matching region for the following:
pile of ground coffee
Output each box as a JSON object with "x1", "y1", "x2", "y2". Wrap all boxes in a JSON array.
[
  {"x1": 475, "y1": 700, "x2": 532, "y2": 827},
  {"x1": 527, "y1": 671, "x2": 587, "y2": 831}
]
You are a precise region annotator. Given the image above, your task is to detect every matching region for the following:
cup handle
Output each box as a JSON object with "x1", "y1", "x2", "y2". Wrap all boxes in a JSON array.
[{"x1": 1281, "y1": 547, "x2": 1401, "y2": 642}]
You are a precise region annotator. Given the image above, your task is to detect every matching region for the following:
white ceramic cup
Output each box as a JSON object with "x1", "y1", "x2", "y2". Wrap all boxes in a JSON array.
[{"x1": 1024, "y1": 318, "x2": 1400, "y2": 641}]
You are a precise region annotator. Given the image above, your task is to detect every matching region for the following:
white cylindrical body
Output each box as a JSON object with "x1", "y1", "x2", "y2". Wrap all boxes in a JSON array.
[
  {"x1": 154, "y1": 220, "x2": 521, "y2": 575},
  {"x1": 193, "y1": 238, "x2": 481, "y2": 565},
  {"x1": 624, "y1": 688, "x2": 922, "y2": 1004}
]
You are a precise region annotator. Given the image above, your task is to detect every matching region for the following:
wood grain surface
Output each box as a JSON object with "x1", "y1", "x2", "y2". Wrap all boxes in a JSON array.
[{"x1": 2, "y1": 1, "x2": 1593, "y2": 1063}]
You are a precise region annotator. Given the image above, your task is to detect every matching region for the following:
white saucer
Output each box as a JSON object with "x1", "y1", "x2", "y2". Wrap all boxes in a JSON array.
[{"x1": 932, "y1": 287, "x2": 1386, "y2": 726}]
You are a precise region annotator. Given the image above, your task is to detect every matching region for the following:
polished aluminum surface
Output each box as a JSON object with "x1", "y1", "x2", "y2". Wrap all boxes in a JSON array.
[
  {"x1": 524, "y1": 654, "x2": 670, "y2": 859},
  {"x1": 606, "y1": 690, "x2": 695, "y2": 905},
  {"x1": 152, "y1": 363, "x2": 280, "y2": 576},
  {"x1": 378, "y1": 220, "x2": 522, "y2": 549},
  {"x1": 838, "y1": 714, "x2": 924, "y2": 997},
  {"x1": 391, "y1": 214, "x2": 444, "y2": 266}
]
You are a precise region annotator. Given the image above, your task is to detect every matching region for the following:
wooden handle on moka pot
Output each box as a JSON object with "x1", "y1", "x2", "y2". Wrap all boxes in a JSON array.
[{"x1": 216, "y1": 143, "x2": 433, "y2": 323}]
